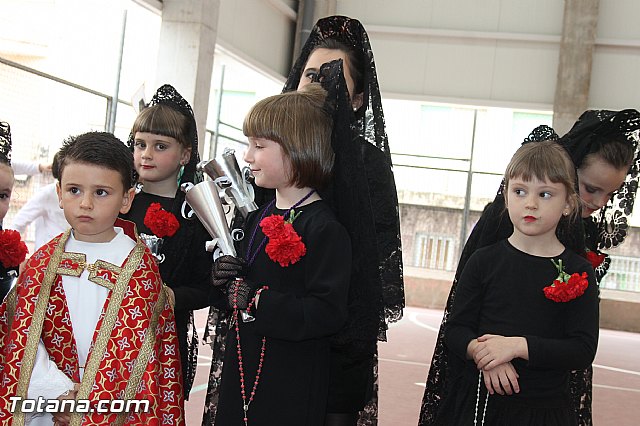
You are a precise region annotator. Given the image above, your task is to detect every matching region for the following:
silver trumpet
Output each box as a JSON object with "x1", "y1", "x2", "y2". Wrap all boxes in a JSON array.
[
  {"x1": 181, "y1": 180, "x2": 254, "y2": 322},
  {"x1": 181, "y1": 180, "x2": 236, "y2": 257},
  {"x1": 197, "y1": 148, "x2": 258, "y2": 219}
]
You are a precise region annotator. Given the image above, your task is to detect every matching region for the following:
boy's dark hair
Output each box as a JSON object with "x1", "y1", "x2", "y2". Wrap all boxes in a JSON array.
[
  {"x1": 57, "y1": 132, "x2": 134, "y2": 189},
  {"x1": 51, "y1": 152, "x2": 61, "y2": 181}
]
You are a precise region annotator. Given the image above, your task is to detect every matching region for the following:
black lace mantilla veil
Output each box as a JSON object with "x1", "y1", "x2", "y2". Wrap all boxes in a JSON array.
[
  {"x1": 0, "y1": 122, "x2": 12, "y2": 165},
  {"x1": 285, "y1": 13, "x2": 404, "y2": 345},
  {"x1": 286, "y1": 16, "x2": 404, "y2": 425},
  {"x1": 126, "y1": 84, "x2": 203, "y2": 397},
  {"x1": 560, "y1": 109, "x2": 640, "y2": 277},
  {"x1": 418, "y1": 109, "x2": 640, "y2": 426}
]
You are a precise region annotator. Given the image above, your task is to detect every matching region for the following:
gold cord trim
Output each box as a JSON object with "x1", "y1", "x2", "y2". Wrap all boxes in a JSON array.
[
  {"x1": 69, "y1": 241, "x2": 145, "y2": 426},
  {"x1": 13, "y1": 229, "x2": 71, "y2": 426},
  {"x1": 114, "y1": 283, "x2": 167, "y2": 426}
]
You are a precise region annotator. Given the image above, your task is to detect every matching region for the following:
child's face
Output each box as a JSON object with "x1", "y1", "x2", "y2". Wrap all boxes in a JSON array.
[
  {"x1": 505, "y1": 175, "x2": 571, "y2": 240},
  {"x1": 0, "y1": 164, "x2": 14, "y2": 222},
  {"x1": 243, "y1": 137, "x2": 291, "y2": 190},
  {"x1": 133, "y1": 132, "x2": 191, "y2": 185},
  {"x1": 56, "y1": 161, "x2": 134, "y2": 243}
]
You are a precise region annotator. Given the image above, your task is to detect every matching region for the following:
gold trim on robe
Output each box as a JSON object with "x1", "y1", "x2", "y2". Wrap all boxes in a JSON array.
[{"x1": 0, "y1": 223, "x2": 184, "y2": 425}]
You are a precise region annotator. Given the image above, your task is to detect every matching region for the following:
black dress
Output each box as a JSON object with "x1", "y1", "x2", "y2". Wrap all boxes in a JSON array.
[
  {"x1": 0, "y1": 226, "x2": 18, "y2": 302},
  {"x1": 0, "y1": 266, "x2": 16, "y2": 302},
  {"x1": 215, "y1": 200, "x2": 351, "y2": 426},
  {"x1": 121, "y1": 190, "x2": 222, "y2": 397},
  {"x1": 438, "y1": 240, "x2": 599, "y2": 426}
]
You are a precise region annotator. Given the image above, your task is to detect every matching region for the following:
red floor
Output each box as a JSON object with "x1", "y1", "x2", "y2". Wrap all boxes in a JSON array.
[{"x1": 186, "y1": 307, "x2": 640, "y2": 425}]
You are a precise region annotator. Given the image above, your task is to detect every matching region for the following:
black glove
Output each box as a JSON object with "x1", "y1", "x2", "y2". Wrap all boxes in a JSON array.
[
  {"x1": 211, "y1": 255, "x2": 246, "y2": 287},
  {"x1": 225, "y1": 278, "x2": 256, "y2": 310}
]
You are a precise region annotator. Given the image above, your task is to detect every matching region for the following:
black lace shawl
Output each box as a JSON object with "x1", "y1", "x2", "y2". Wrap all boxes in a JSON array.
[
  {"x1": 560, "y1": 110, "x2": 640, "y2": 280},
  {"x1": 418, "y1": 109, "x2": 640, "y2": 426},
  {"x1": 0, "y1": 121, "x2": 12, "y2": 166},
  {"x1": 126, "y1": 84, "x2": 203, "y2": 396},
  {"x1": 284, "y1": 16, "x2": 404, "y2": 356}
]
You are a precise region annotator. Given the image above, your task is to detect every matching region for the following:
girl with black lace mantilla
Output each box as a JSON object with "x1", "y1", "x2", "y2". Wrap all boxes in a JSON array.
[
  {"x1": 419, "y1": 109, "x2": 640, "y2": 426},
  {"x1": 121, "y1": 84, "x2": 224, "y2": 399},
  {"x1": 202, "y1": 16, "x2": 405, "y2": 426},
  {"x1": 289, "y1": 17, "x2": 405, "y2": 426}
]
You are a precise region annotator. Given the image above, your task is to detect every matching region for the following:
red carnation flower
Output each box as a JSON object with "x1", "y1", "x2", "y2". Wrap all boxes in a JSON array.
[
  {"x1": 260, "y1": 215, "x2": 286, "y2": 238},
  {"x1": 584, "y1": 250, "x2": 606, "y2": 270},
  {"x1": 543, "y1": 259, "x2": 589, "y2": 303},
  {"x1": 259, "y1": 211, "x2": 306, "y2": 267},
  {"x1": 143, "y1": 202, "x2": 180, "y2": 238},
  {"x1": 0, "y1": 229, "x2": 29, "y2": 268}
]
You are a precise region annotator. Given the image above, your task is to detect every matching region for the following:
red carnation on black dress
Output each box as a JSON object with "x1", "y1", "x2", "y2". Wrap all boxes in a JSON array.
[
  {"x1": 143, "y1": 202, "x2": 180, "y2": 238},
  {"x1": 543, "y1": 259, "x2": 589, "y2": 303},
  {"x1": 259, "y1": 211, "x2": 306, "y2": 267},
  {"x1": 0, "y1": 229, "x2": 28, "y2": 268}
]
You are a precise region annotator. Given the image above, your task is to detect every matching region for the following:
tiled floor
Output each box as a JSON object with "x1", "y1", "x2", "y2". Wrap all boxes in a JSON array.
[{"x1": 187, "y1": 307, "x2": 640, "y2": 425}]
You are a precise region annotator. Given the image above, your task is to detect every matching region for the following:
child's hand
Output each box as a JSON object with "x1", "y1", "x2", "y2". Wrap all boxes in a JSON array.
[
  {"x1": 483, "y1": 361, "x2": 520, "y2": 395},
  {"x1": 473, "y1": 334, "x2": 528, "y2": 370},
  {"x1": 211, "y1": 255, "x2": 246, "y2": 287},
  {"x1": 52, "y1": 383, "x2": 79, "y2": 425}
]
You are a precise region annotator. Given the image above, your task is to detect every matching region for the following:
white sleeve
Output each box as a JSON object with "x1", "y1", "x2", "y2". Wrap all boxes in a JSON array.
[
  {"x1": 11, "y1": 161, "x2": 40, "y2": 176},
  {"x1": 27, "y1": 340, "x2": 75, "y2": 401},
  {"x1": 9, "y1": 189, "x2": 48, "y2": 233}
]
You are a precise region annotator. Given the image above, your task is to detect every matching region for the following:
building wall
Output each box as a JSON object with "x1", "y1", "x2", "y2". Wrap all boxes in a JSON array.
[
  {"x1": 400, "y1": 202, "x2": 640, "y2": 332},
  {"x1": 400, "y1": 202, "x2": 482, "y2": 267}
]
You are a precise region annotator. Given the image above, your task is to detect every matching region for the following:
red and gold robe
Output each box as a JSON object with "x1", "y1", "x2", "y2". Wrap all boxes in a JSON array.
[{"x1": 0, "y1": 220, "x2": 184, "y2": 425}]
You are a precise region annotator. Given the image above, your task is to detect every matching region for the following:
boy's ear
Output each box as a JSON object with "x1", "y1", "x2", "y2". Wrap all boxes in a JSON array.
[
  {"x1": 56, "y1": 182, "x2": 63, "y2": 209},
  {"x1": 119, "y1": 187, "x2": 136, "y2": 215}
]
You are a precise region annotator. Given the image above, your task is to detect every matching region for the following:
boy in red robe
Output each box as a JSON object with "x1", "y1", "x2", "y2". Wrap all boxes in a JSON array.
[{"x1": 0, "y1": 132, "x2": 184, "y2": 425}]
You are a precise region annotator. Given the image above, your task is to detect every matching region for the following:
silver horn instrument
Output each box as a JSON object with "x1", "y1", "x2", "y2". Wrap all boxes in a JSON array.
[{"x1": 197, "y1": 148, "x2": 258, "y2": 219}]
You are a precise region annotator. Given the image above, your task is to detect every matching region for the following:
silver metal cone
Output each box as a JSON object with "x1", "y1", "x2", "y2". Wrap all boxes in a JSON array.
[
  {"x1": 184, "y1": 180, "x2": 236, "y2": 256},
  {"x1": 198, "y1": 148, "x2": 258, "y2": 218}
]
